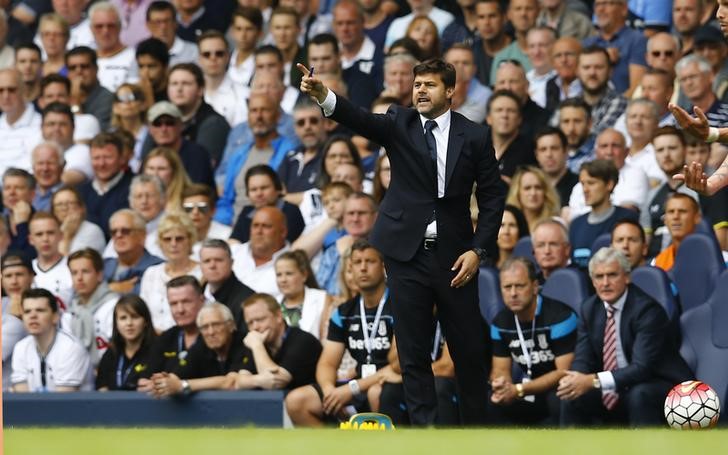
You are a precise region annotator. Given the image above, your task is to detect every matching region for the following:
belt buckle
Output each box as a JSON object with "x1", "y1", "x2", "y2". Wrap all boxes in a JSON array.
[{"x1": 423, "y1": 238, "x2": 437, "y2": 250}]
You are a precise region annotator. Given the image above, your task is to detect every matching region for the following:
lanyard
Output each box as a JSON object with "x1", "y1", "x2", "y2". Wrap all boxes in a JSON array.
[
  {"x1": 116, "y1": 355, "x2": 135, "y2": 388},
  {"x1": 178, "y1": 331, "x2": 188, "y2": 363},
  {"x1": 431, "y1": 322, "x2": 441, "y2": 362},
  {"x1": 514, "y1": 296, "x2": 541, "y2": 378},
  {"x1": 359, "y1": 288, "x2": 388, "y2": 363},
  {"x1": 36, "y1": 333, "x2": 56, "y2": 392}
]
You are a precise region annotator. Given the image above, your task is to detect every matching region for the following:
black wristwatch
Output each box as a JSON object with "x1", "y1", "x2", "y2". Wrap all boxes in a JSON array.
[{"x1": 471, "y1": 247, "x2": 487, "y2": 261}]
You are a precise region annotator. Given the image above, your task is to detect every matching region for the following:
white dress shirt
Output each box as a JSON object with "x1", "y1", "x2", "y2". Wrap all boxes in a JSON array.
[{"x1": 596, "y1": 289, "x2": 628, "y2": 393}]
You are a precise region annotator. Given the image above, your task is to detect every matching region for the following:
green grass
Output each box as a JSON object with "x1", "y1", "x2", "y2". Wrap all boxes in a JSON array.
[{"x1": 5, "y1": 428, "x2": 728, "y2": 455}]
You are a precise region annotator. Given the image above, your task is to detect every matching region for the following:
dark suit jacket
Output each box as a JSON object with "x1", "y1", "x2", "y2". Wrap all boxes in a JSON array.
[
  {"x1": 329, "y1": 95, "x2": 506, "y2": 265},
  {"x1": 572, "y1": 284, "x2": 692, "y2": 391}
]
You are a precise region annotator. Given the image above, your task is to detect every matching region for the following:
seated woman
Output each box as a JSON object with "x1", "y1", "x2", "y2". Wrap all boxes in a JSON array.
[
  {"x1": 229, "y1": 165, "x2": 305, "y2": 244},
  {"x1": 111, "y1": 83, "x2": 148, "y2": 173},
  {"x1": 96, "y1": 295, "x2": 156, "y2": 391},
  {"x1": 372, "y1": 154, "x2": 391, "y2": 204},
  {"x1": 506, "y1": 166, "x2": 561, "y2": 233},
  {"x1": 275, "y1": 250, "x2": 331, "y2": 340},
  {"x1": 496, "y1": 205, "x2": 530, "y2": 269},
  {"x1": 51, "y1": 186, "x2": 106, "y2": 255},
  {"x1": 142, "y1": 147, "x2": 192, "y2": 212}
]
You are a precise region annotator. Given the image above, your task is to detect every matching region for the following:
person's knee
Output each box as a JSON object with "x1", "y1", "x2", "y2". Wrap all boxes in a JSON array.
[{"x1": 285, "y1": 386, "x2": 317, "y2": 419}]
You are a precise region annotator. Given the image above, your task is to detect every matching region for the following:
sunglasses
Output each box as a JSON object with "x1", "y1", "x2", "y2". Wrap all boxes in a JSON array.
[
  {"x1": 201, "y1": 50, "x2": 226, "y2": 59},
  {"x1": 650, "y1": 50, "x2": 674, "y2": 58},
  {"x1": 111, "y1": 227, "x2": 136, "y2": 237},
  {"x1": 115, "y1": 92, "x2": 137, "y2": 103},
  {"x1": 67, "y1": 63, "x2": 92, "y2": 71},
  {"x1": 182, "y1": 202, "x2": 211, "y2": 214},
  {"x1": 295, "y1": 117, "x2": 321, "y2": 127},
  {"x1": 151, "y1": 118, "x2": 177, "y2": 127}
]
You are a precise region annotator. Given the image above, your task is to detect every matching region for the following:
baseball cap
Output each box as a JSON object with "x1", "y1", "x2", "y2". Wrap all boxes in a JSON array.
[
  {"x1": 694, "y1": 25, "x2": 725, "y2": 47},
  {"x1": 147, "y1": 101, "x2": 183, "y2": 123},
  {"x1": 1, "y1": 251, "x2": 35, "y2": 275}
]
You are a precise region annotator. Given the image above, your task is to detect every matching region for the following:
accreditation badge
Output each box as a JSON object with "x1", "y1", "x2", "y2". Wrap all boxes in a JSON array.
[{"x1": 361, "y1": 364, "x2": 376, "y2": 379}]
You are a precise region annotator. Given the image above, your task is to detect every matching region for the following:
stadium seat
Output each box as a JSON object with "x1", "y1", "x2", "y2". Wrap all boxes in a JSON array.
[
  {"x1": 590, "y1": 233, "x2": 611, "y2": 255},
  {"x1": 477, "y1": 266, "x2": 505, "y2": 324},
  {"x1": 512, "y1": 236, "x2": 535, "y2": 265},
  {"x1": 679, "y1": 268, "x2": 728, "y2": 421},
  {"x1": 631, "y1": 266, "x2": 678, "y2": 320},
  {"x1": 670, "y1": 233, "x2": 726, "y2": 313},
  {"x1": 541, "y1": 268, "x2": 588, "y2": 314}
]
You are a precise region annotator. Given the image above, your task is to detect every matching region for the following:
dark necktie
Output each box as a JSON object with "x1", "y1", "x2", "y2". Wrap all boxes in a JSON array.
[
  {"x1": 424, "y1": 120, "x2": 438, "y2": 165},
  {"x1": 602, "y1": 305, "x2": 619, "y2": 410}
]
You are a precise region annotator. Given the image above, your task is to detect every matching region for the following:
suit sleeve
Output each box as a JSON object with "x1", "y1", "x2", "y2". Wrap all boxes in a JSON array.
[
  {"x1": 328, "y1": 93, "x2": 396, "y2": 149},
  {"x1": 472, "y1": 129, "x2": 507, "y2": 257}
]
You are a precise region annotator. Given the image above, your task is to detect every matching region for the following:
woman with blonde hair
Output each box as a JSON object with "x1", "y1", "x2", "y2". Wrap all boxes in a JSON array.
[
  {"x1": 111, "y1": 83, "x2": 148, "y2": 172},
  {"x1": 139, "y1": 211, "x2": 201, "y2": 332},
  {"x1": 405, "y1": 15, "x2": 441, "y2": 60},
  {"x1": 38, "y1": 13, "x2": 70, "y2": 76},
  {"x1": 142, "y1": 147, "x2": 192, "y2": 212},
  {"x1": 505, "y1": 166, "x2": 561, "y2": 233}
]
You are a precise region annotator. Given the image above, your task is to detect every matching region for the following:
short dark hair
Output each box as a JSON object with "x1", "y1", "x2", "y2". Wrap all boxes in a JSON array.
[
  {"x1": 254, "y1": 44, "x2": 284, "y2": 63},
  {"x1": 166, "y1": 275, "x2": 204, "y2": 294},
  {"x1": 182, "y1": 183, "x2": 217, "y2": 204},
  {"x1": 233, "y1": 6, "x2": 263, "y2": 30},
  {"x1": 14, "y1": 41, "x2": 41, "y2": 58},
  {"x1": 579, "y1": 159, "x2": 619, "y2": 186},
  {"x1": 308, "y1": 33, "x2": 339, "y2": 54},
  {"x1": 245, "y1": 164, "x2": 283, "y2": 193},
  {"x1": 40, "y1": 73, "x2": 70, "y2": 96},
  {"x1": 413, "y1": 59, "x2": 456, "y2": 89},
  {"x1": 200, "y1": 238, "x2": 232, "y2": 258},
  {"x1": 477, "y1": 0, "x2": 506, "y2": 14},
  {"x1": 197, "y1": 29, "x2": 229, "y2": 51},
  {"x1": 534, "y1": 126, "x2": 568, "y2": 150},
  {"x1": 65, "y1": 46, "x2": 97, "y2": 67},
  {"x1": 2, "y1": 167, "x2": 35, "y2": 188},
  {"x1": 665, "y1": 191, "x2": 700, "y2": 214},
  {"x1": 136, "y1": 37, "x2": 170, "y2": 67},
  {"x1": 111, "y1": 295, "x2": 156, "y2": 353},
  {"x1": 487, "y1": 89, "x2": 522, "y2": 114},
  {"x1": 579, "y1": 45, "x2": 611, "y2": 68},
  {"x1": 500, "y1": 256, "x2": 538, "y2": 281},
  {"x1": 271, "y1": 5, "x2": 299, "y2": 22},
  {"x1": 169, "y1": 62, "x2": 204, "y2": 88},
  {"x1": 146, "y1": 1, "x2": 176, "y2": 21},
  {"x1": 42, "y1": 102, "x2": 74, "y2": 127},
  {"x1": 611, "y1": 218, "x2": 646, "y2": 243},
  {"x1": 652, "y1": 125, "x2": 686, "y2": 146},
  {"x1": 90, "y1": 132, "x2": 124, "y2": 155},
  {"x1": 22, "y1": 288, "x2": 58, "y2": 313},
  {"x1": 350, "y1": 238, "x2": 383, "y2": 261},
  {"x1": 558, "y1": 97, "x2": 591, "y2": 120},
  {"x1": 68, "y1": 247, "x2": 104, "y2": 272}
]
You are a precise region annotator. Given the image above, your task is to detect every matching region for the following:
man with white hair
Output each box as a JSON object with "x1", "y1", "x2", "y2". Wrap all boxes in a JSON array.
[
  {"x1": 624, "y1": 98, "x2": 666, "y2": 188},
  {"x1": 31, "y1": 142, "x2": 64, "y2": 212},
  {"x1": 381, "y1": 53, "x2": 417, "y2": 107},
  {"x1": 89, "y1": 1, "x2": 138, "y2": 92},
  {"x1": 525, "y1": 26, "x2": 557, "y2": 110},
  {"x1": 676, "y1": 54, "x2": 728, "y2": 128},
  {"x1": 0, "y1": 68, "x2": 41, "y2": 176}
]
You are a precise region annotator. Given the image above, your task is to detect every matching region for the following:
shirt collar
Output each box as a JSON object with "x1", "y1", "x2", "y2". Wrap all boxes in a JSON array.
[
  {"x1": 92, "y1": 170, "x2": 125, "y2": 194},
  {"x1": 419, "y1": 108, "x2": 452, "y2": 133},
  {"x1": 603, "y1": 287, "x2": 628, "y2": 314}
]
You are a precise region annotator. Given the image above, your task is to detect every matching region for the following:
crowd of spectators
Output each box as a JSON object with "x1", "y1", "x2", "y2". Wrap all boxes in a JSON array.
[{"x1": 2, "y1": 0, "x2": 728, "y2": 427}]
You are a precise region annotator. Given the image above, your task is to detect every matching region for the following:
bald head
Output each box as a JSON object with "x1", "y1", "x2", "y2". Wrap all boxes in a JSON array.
[
  {"x1": 494, "y1": 62, "x2": 528, "y2": 102},
  {"x1": 250, "y1": 206, "x2": 287, "y2": 258},
  {"x1": 595, "y1": 128, "x2": 628, "y2": 168}
]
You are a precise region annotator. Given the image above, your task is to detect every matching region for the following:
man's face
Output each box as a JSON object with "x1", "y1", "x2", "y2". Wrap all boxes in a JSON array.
[
  {"x1": 200, "y1": 247, "x2": 233, "y2": 284},
  {"x1": 247, "y1": 95, "x2": 279, "y2": 138},
  {"x1": 146, "y1": 10, "x2": 177, "y2": 46},
  {"x1": 130, "y1": 182, "x2": 164, "y2": 222},
  {"x1": 167, "y1": 284, "x2": 205, "y2": 328},
  {"x1": 595, "y1": 130, "x2": 628, "y2": 168},
  {"x1": 250, "y1": 209, "x2": 286, "y2": 256},
  {"x1": 244, "y1": 300, "x2": 283, "y2": 343},
  {"x1": 385, "y1": 60, "x2": 415, "y2": 101},
  {"x1": 15, "y1": 49, "x2": 41, "y2": 84},
  {"x1": 653, "y1": 134, "x2": 686, "y2": 175},
  {"x1": 532, "y1": 224, "x2": 570, "y2": 273},
  {"x1": 167, "y1": 69, "x2": 203, "y2": 110},
  {"x1": 696, "y1": 42, "x2": 728, "y2": 71},
  {"x1": 69, "y1": 257, "x2": 103, "y2": 298},
  {"x1": 591, "y1": 260, "x2": 630, "y2": 304},
  {"x1": 494, "y1": 64, "x2": 528, "y2": 102},
  {"x1": 551, "y1": 39, "x2": 580, "y2": 81},
  {"x1": 646, "y1": 34, "x2": 679, "y2": 73},
  {"x1": 333, "y1": 2, "x2": 364, "y2": 48},
  {"x1": 332, "y1": 163, "x2": 363, "y2": 191},
  {"x1": 39, "y1": 19, "x2": 68, "y2": 57},
  {"x1": 66, "y1": 54, "x2": 97, "y2": 88},
  {"x1": 444, "y1": 48, "x2": 475, "y2": 84},
  {"x1": 673, "y1": 0, "x2": 702, "y2": 35},
  {"x1": 500, "y1": 263, "x2": 538, "y2": 314},
  {"x1": 32, "y1": 145, "x2": 63, "y2": 189},
  {"x1": 29, "y1": 218, "x2": 63, "y2": 259},
  {"x1": 254, "y1": 53, "x2": 284, "y2": 78},
  {"x1": 42, "y1": 112, "x2": 74, "y2": 148},
  {"x1": 198, "y1": 37, "x2": 229, "y2": 78},
  {"x1": 625, "y1": 103, "x2": 658, "y2": 144},
  {"x1": 594, "y1": 0, "x2": 628, "y2": 31},
  {"x1": 308, "y1": 43, "x2": 341, "y2": 74},
  {"x1": 640, "y1": 74, "x2": 672, "y2": 111},
  {"x1": 250, "y1": 73, "x2": 285, "y2": 102},
  {"x1": 2, "y1": 176, "x2": 33, "y2": 208},
  {"x1": 90, "y1": 144, "x2": 124, "y2": 182},
  {"x1": 230, "y1": 15, "x2": 261, "y2": 53},
  {"x1": 270, "y1": 13, "x2": 299, "y2": 52},
  {"x1": 52, "y1": 0, "x2": 86, "y2": 24},
  {"x1": 0, "y1": 71, "x2": 23, "y2": 114},
  {"x1": 487, "y1": 95, "x2": 521, "y2": 136},
  {"x1": 38, "y1": 81, "x2": 70, "y2": 109},
  {"x1": 22, "y1": 297, "x2": 60, "y2": 336},
  {"x1": 412, "y1": 72, "x2": 452, "y2": 117},
  {"x1": 475, "y1": 1, "x2": 505, "y2": 40},
  {"x1": 343, "y1": 197, "x2": 376, "y2": 237},
  {"x1": 137, "y1": 54, "x2": 166, "y2": 89},
  {"x1": 719, "y1": 0, "x2": 728, "y2": 39},
  {"x1": 611, "y1": 223, "x2": 646, "y2": 269},
  {"x1": 247, "y1": 174, "x2": 279, "y2": 207},
  {"x1": 507, "y1": 0, "x2": 538, "y2": 33},
  {"x1": 350, "y1": 247, "x2": 385, "y2": 292},
  {"x1": 685, "y1": 142, "x2": 710, "y2": 166},
  {"x1": 535, "y1": 134, "x2": 567, "y2": 176},
  {"x1": 148, "y1": 115, "x2": 181, "y2": 146},
  {"x1": 526, "y1": 30, "x2": 555, "y2": 72},
  {"x1": 198, "y1": 308, "x2": 234, "y2": 352},
  {"x1": 293, "y1": 107, "x2": 325, "y2": 149},
  {"x1": 1, "y1": 265, "x2": 34, "y2": 296},
  {"x1": 183, "y1": 194, "x2": 213, "y2": 233},
  {"x1": 91, "y1": 9, "x2": 121, "y2": 52},
  {"x1": 578, "y1": 52, "x2": 610, "y2": 94},
  {"x1": 665, "y1": 197, "x2": 701, "y2": 242},
  {"x1": 580, "y1": 170, "x2": 614, "y2": 208},
  {"x1": 110, "y1": 213, "x2": 146, "y2": 256},
  {"x1": 559, "y1": 106, "x2": 589, "y2": 148},
  {"x1": 678, "y1": 62, "x2": 713, "y2": 101}
]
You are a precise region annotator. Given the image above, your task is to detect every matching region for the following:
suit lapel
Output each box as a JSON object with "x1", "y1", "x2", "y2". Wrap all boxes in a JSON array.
[
  {"x1": 407, "y1": 114, "x2": 437, "y2": 182},
  {"x1": 445, "y1": 114, "x2": 465, "y2": 193}
]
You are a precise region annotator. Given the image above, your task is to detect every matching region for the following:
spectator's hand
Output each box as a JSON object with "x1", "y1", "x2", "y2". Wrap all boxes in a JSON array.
[
  {"x1": 60, "y1": 210, "x2": 83, "y2": 238},
  {"x1": 153, "y1": 372, "x2": 182, "y2": 398},
  {"x1": 254, "y1": 368, "x2": 285, "y2": 390},
  {"x1": 322, "y1": 384, "x2": 353, "y2": 416},
  {"x1": 557, "y1": 371, "x2": 594, "y2": 400},
  {"x1": 297, "y1": 63, "x2": 328, "y2": 104},
  {"x1": 492, "y1": 382, "x2": 518, "y2": 405},
  {"x1": 605, "y1": 47, "x2": 620, "y2": 64},
  {"x1": 69, "y1": 76, "x2": 86, "y2": 106},
  {"x1": 669, "y1": 104, "x2": 710, "y2": 141},
  {"x1": 377, "y1": 365, "x2": 402, "y2": 384},
  {"x1": 336, "y1": 235, "x2": 354, "y2": 256},
  {"x1": 108, "y1": 277, "x2": 139, "y2": 294},
  {"x1": 450, "y1": 250, "x2": 479, "y2": 288},
  {"x1": 137, "y1": 378, "x2": 154, "y2": 394},
  {"x1": 243, "y1": 329, "x2": 268, "y2": 349},
  {"x1": 11, "y1": 201, "x2": 31, "y2": 225}
]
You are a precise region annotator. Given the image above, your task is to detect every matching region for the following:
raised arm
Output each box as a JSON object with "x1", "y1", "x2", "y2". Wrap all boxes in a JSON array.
[{"x1": 673, "y1": 160, "x2": 728, "y2": 196}]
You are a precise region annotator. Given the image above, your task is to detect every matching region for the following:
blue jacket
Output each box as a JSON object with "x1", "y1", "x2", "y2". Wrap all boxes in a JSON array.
[
  {"x1": 103, "y1": 249, "x2": 164, "y2": 295},
  {"x1": 214, "y1": 136, "x2": 299, "y2": 225}
]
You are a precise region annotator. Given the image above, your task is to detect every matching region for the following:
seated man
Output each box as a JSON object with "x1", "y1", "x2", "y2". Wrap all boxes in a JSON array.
[
  {"x1": 28, "y1": 212, "x2": 73, "y2": 307},
  {"x1": 182, "y1": 183, "x2": 232, "y2": 259},
  {"x1": 199, "y1": 239, "x2": 255, "y2": 331},
  {"x1": 233, "y1": 293, "x2": 322, "y2": 390},
  {"x1": 610, "y1": 218, "x2": 647, "y2": 270},
  {"x1": 532, "y1": 219, "x2": 572, "y2": 282},
  {"x1": 2, "y1": 168, "x2": 36, "y2": 257},
  {"x1": 11, "y1": 288, "x2": 90, "y2": 392},
  {"x1": 652, "y1": 193, "x2": 702, "y2": 272},
  {"x1": 557, "y1": 248, "x2": 692, "y2": 426},
  {"x1": 285, "y1": 240, "x2": 395, "y2": 426},
  {"x1": 490, "y1": 257, "x2": 577, "y2": 425}
]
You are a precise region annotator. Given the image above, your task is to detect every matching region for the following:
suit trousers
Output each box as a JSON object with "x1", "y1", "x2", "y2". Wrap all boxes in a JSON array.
[{"x1": 384, "y1": 245, "x2": 490, "y2": 426}]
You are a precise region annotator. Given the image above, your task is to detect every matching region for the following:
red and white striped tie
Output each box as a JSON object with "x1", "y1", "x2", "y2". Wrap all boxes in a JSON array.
[{"x1": 602, "y1": 304, "x2": 619, "y2": 410}]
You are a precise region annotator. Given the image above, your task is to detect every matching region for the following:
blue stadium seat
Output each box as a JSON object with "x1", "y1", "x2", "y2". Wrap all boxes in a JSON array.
[
  {"x1": 680, "y1": 269, "x2": 728, "y2": 422},
  {"x1": 631, "y1": 266, "x2": 678, "y2": 320},
  {"x1": 477, "y1": 266, "x2": 505, "y2": 324},
  {"x1": 670, "y1": 233, "x2": 726, "y2": 313},
  {"x1": 541, "y1": 268, "x2": 588, "y2": 314},
  {"x1": 590, "y1": 233, "x2": 612, "y2": 256},
  {"x1": 512, "y1": 236, "x2": 535, "y2": 264}
]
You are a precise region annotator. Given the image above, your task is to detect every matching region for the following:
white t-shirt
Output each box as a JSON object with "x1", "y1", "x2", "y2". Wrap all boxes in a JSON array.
[
  {"x1": 568, "y1": 163, "x2": 650, "y2": 220},
  {"x1": 11, "y1": 330, "x2": 90, "y2": 391},
  {"x1": 139, "y1": 263, "x2": 203, "y2": 332},
  {"x1": 169, "y1": 37, "x2": 199, "y2": 65},
  {"x1": 205, "y1": 75, "x2": 248, "y2": 127},
  {"x1": 625, "y1": 144, "x2": 667, "y2": 186},
  {"x1": 73, "y1": 113, "x2": 101, "y2": 143},
  {"x1": 67, "y1": 19, "x2": 95, "y2": 50},
  {"x1": 191, "y1": 221, "x2": 232, "y2": 261},
  {"x1": 33, "y1": 257, "x2": 73, "y2": 310},
  {"x1": 228, "y1": 50, "x2": 255, "y2": 88},
  {"x1": 0, "y1": 104, "x2": 41, "y2": 176},
  {"x1": 281, "y1": 286, "x2": 327, "y2": 340},
  {"x1": 230, "y1": 242, "x2": 288, "y2": 300},
  {"x1": 97, "y1": 47, "x2": 139, "y2": 92},
  {"x1": 64, "y1": 143, "x2": 93, "y2": 179}
]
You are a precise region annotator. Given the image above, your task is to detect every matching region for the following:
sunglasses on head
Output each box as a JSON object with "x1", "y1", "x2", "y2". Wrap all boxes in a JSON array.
[
  {"x1": 182, "y1": 202, "x2": 210, "y2": 214},
  {"x1": 115, "y1": 92, "x2": 137, "y2": 103}
]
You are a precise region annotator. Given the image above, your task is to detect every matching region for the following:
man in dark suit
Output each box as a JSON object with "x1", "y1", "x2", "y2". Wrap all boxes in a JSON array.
[
  {"x1": 297, "y1": 59, "x2": 506, "y2": 425},
  {"x1": 556, "y1": 247, "x2": 692, "y2": 426}
]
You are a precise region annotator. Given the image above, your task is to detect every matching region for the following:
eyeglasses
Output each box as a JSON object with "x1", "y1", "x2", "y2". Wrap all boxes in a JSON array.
[
  {"x1": 552, "y1": 51, "x2": 577, "y2": 59},
  {"x1": 295, "y1": 117, "x2": 321, "y2": 127},
  {"x1": 182, "y1": 202, "x2": 211, "y2": 214},
  {"x1": 67, "y1": 63, "x2": 92, "y2": 71},
  {"x1": 201, "y1": 50, "x2": 226, "y2": 59},
  {"x1": 650, "y1": 50, "x2": 674, "y2": 58},
  {"x1": 115, "y1": 92, "x2": 137, "y2": 103},
  {"x1": 199, "y1": 321, "x2": 228, "y2": 332},
  {"x1": 111, "y1": 227, "x2": 136, "y2": 237},
  {"x1": 161, "y1": 235, "x2": 188, "y2": 243},
  {"x1": 0, "y1": 86, "x2": 19, "y2": 94},
  {"x1": 151, "y1": 118, "x2": 177, "y2": 127}
]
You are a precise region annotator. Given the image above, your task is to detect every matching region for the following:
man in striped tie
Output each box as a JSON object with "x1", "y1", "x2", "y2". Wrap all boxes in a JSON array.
[{"x1": 555, "y1": 247, "x2": 692, "y2": 426}]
